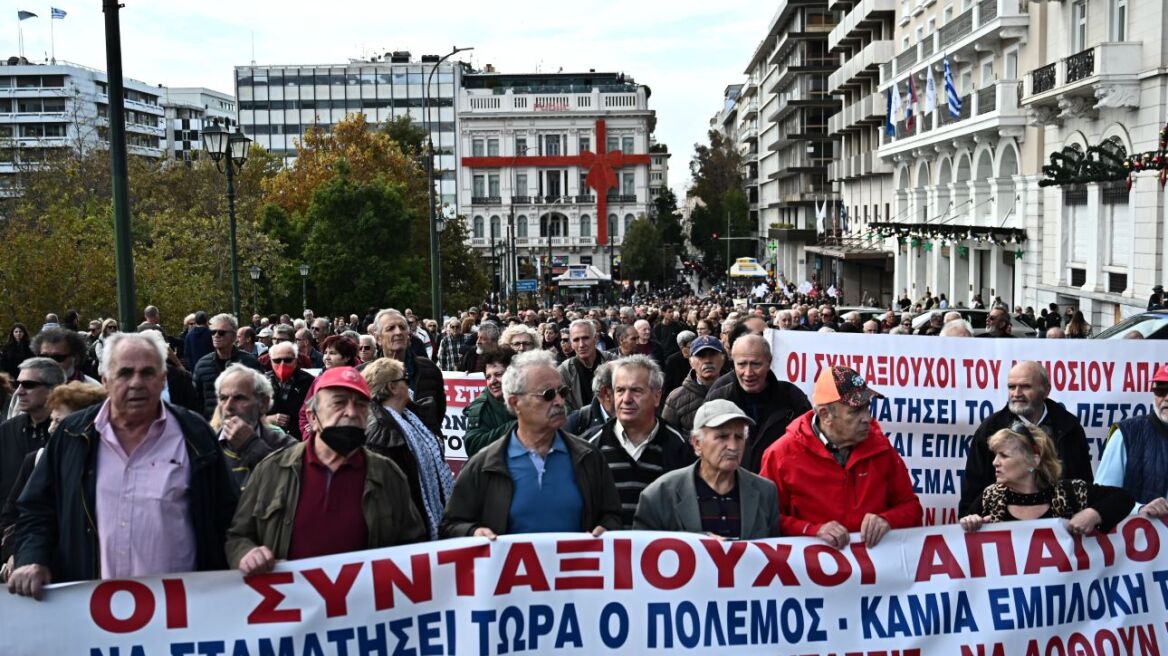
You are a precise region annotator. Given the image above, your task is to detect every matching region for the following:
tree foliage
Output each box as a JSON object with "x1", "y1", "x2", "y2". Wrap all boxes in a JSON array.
[
  {"x1": 620, "y1": 218, "x2": 665, "y2": 282},
  {"x1": 687, "y1": 130, "x2": 751, "y2": 275}
]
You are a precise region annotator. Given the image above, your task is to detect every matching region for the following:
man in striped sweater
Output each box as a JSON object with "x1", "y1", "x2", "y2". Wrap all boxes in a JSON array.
[{"x1": 589, "y1": 355, "x2": 694, "y2": 527}]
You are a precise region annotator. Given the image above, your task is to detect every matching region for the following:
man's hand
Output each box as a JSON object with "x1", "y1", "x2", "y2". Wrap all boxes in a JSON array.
[
  {"x1": 473, "y1": 527, "x2": 498, "y2": 541},
  {"x1": 590, "y1": 526, "x2": 606, "y2": 537},
  {"x1": 6, "y1": 564, "x2": 51, "y2": 600},
  {"x1": 860, "y1": 513, "x2": 891, "y2": 546},
  {"x1": 221, "y1": 416, "x2": 257, "y2": 450},
  {"x1": 959, "y1": 514, "x2": 986, "y2": 533},
  {"x1": 1140, "y1": 497, "x2": 1168, "y2": 518},
  {"x1": 266, "y1": 413, "x2": 289, "y2": 429},
  {"x1": 239, "y1": 546, "x2": 276, "y2": 576},
  {"x1": 815, "y1": 521, "x2": 850, "y2": 549},
  {"x1": 1067, "y1": 508, "x2": 1102, "y2": 536}
]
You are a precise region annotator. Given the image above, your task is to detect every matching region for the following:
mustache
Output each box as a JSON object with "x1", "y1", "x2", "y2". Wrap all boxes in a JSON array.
[{"x1": 548, "y1": 406, "x2": 567, "y2": 418}]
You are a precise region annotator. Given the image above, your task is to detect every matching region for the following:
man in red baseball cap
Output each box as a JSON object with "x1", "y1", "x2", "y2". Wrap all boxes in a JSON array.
[
  {"x1": 1096, "y1": 363, "x2": 1168, "y2": 518},
  {"x1": 226, "y1": 366, "x2": 427, "y2": 575},
  {"x1": 759, "y1": 365, "x2": 922, "y2": 549}
]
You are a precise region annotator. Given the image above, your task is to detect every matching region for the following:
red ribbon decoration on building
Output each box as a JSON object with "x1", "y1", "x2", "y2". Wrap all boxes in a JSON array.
[{"x1": 461, "y1": 118, "x2": 650, "y2": 246}]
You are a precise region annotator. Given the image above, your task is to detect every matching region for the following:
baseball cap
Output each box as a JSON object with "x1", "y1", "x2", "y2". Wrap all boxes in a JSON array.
[
  {"x1": 692, "y1": 399, "x2": 755, "y2": 430},
  {"x1": 689, "y1": 335, "x2": 724, "y2": 357},
  {"x1": 258, "y1": 327, "x2": 273, "y2": 338},
  {"x1": 313, "y1": 366, "x2": 371, "y2": 401},
  {"x1": 812, "y1": 366, "x2": 883, "y2": 407},
  {"x1": 1153, "y1": 364, "x2": 1168, "y2": 385}
]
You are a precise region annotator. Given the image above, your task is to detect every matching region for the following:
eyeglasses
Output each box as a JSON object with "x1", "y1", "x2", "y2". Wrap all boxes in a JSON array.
[
  {"x1": 527, "y1": 386, "x2": 571, "y2": 402},
  {"x1": 359, "y1": 345, "x2": 376, "y2": 351},
  {"x1": 210, "y1": 329, "x2": 233, "y2": 337},
  {"x1": 511, "y1": 341, "x2": 534, "y2": 348},
  {"x1": 15, "y1": 380, "x2": 52, "y2": 390},
  {"x1": 1010, "y1": 420, "x2": 1037, "y2": 446},
  {"x1": 1153, "y1": 386, "x2": 1168, "y2": 398},
  {"x1": 270, "y1": 357, "x2": 295, "y2": 364},
  {"x1": 390, "y1": 376, "x2": 407, "y2": 384},
  {"x1": 40, "y1": 352, "x2": 70, "y2": 362}
]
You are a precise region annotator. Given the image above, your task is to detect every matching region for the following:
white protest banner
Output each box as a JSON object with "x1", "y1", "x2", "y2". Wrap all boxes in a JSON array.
[
  {"x1": 2, "y1": 519, "x2": 1166, "y2": 655},
  {"x1": 440, "y1": 372, "x2": 486, "y2": 474},
  {"x1": 768, "y1": 331, "x2": 1165, "y2": 523}
]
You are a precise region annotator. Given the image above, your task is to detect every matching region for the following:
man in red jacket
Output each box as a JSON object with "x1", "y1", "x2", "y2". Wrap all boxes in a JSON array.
[{"x1": 759, "y1": 365, "x2": 922, "y2": 549}]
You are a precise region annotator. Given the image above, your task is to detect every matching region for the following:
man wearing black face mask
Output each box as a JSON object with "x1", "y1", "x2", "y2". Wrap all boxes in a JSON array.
[{"x1": 225, "y1": 366, "x2": 427, "y2": 575}]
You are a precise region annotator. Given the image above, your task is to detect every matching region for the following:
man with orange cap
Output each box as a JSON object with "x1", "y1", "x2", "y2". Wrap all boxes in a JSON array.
[
  {"x1": 759, "y1": 365, "x2": 922, "y2": 548},
  {"x1": 1096, "y1": 363, "x2": 1168, "y2": 518},
  {"x1": 225, "y1": 366, "x2": 426, "y2": 575}
]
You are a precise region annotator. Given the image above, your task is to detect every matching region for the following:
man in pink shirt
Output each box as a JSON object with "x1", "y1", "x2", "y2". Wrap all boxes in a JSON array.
[{"x1": 8, "y1": 331, "x2": 237, "y2": 599}]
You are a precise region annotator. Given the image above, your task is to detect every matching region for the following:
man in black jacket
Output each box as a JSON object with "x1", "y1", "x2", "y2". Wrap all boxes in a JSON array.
[
  {"x1": 8, "y1": 331, "x2": 237, "y2": 598},
  {"x1": 0, "y1": 358, "x2": 62, "y2": 506},
  {"x1": 958, "y1": 360, "x2": 1092, "y2": 516},
  {"x1": 366, "y1": 309, "x2": 446, "y2": 435},
  {"x1": 663, "y1": 336, "x2": 727, "y2": 434},
  {"x1": 215, "y1": 364, "x2": 296, "y2": 490},
  {"x1": 704, "y1": 335, "x2": 811, "y2": 473},
  {"x1": 191, "y1": 314, "x2": 263, "y2": 420},
  {"x1": 264, "y1": 341, "x2": 314, "y2": 440}
]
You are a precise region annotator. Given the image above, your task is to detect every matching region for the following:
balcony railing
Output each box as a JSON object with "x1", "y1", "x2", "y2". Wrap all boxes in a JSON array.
[
  {"x1": 978, "y1": 0, "x2": 998, "y2": 22},
  {"x1": 938, "y1": 9, "x2": 973, "y2": 48},
  {"x1": 471, "y1": 196, "x2": 502, "y2": 205},
  {"x1": 1032, "y1": 63, "x2": 1057, "y2": 94},
  {"x1": 1065, "y1": 47, "x2": 1095, "y2": 84},
  {"x1": 606, "y1": 193, "x2": 637, "y2": 203},
  {"x1": 975, "y1": 85, "x2": 996, "y2": 116},
  {"x1": 575, "y1": 194, "x2": 595, "y2": 203},
  {"x1": 510, "y1": 195, "x2": 532, "y2": 204},
  {"x1": 895, "y1": 47, "x2": 918, "y2": 72}
]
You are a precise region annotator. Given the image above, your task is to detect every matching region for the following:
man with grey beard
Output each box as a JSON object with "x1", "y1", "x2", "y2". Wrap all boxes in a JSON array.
[
  {"x1": 958, "y1": 361, "x2": 1092, "y2": 516},
  {"x1": 1097, "y1": 364, "x2": 1168, "y2": 517}
]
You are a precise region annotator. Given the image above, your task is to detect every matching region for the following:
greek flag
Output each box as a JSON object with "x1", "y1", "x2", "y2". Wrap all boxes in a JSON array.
[
  {"x1": 51, "y1": 7, "x2": 67, "y2": 19},
  {"x1": 884, "y1": 89, "x2": 895, "y2": 137},
  {"x1": 944, "y1": 56, "x2": 961, "y2": 118}
]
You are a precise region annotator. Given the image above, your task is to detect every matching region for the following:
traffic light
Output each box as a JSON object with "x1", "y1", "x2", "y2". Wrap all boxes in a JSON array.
[{"x1": 712, "y1": 233, "x2": 718, "y2": 240}]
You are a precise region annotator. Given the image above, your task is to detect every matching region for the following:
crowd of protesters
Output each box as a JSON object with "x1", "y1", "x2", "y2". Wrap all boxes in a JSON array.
[{"x1": 0, "y1": 285, "x2": 1163, "y2": 601}]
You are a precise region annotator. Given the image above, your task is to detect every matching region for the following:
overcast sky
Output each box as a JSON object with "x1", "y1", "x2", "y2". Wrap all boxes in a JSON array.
[{"x1": 11, "y1": 0, "x2": 762, "y2": 197}]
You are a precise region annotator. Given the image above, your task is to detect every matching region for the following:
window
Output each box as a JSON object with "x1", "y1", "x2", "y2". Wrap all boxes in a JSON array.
[
  {"x1": 901, "y1": 0, "x2": 911, "y2": 18},
  {"x1": 1111, "y1": 0, "x2": 1127, "y2": 41},
  {"x1": 487, "y1": 138, "x2": 499, "y2": 157},
  {"x1": 915, "y1": 26, "x2": 925, "y2": 44},
  {"x1": 901, "y1": 36, "x2": 911, "y2": 50},
  {"x1": 580, "y1": 215, "x2": 592, "y2": 237},
  {"x1": 980, "y1": 60, "x2": 994, "y2": 86},
  {"x1": 545, "y1": 170, "x2": 563, "y2": 197},
  {"x1": 606, "y1": 136, "x2": 619, "y2": 152},
  {"x1": 473, "y1": 216, "x2": 484, "y2": 239},
  {"x1": 960, "y1": 70, "x2": 972, "y2": 94},
  {"x1": 608, "y1": 214, "x2": 619, "y2": 237},
  {"x1": 472, "y1": 139, "x2": 484, "y2": 157},
  {"x1": 927, "y1": 17, "x2": 937, "y2": 33},
  {"x1": 1071, "y1": 1, "x2": 1087, "y2": 52},
  {"x1": 515, "y1": 173, "x2": 528, "y2": 196},
  {"x1": 579, "y1": 136, "x2": 591, "y2": 153},
  {"x1": 1005, "y1": 50, "x2": 1019, "y2": 80},
  {"x1": 622, "y1": 171, "x2": 635, "y2": 196},
  {"x1": 473, "y1": 175, "x2": 485, "y2": 198},
  {"x1": 944, "y1": 5, "x2": 953, "y2": 22},
  {"x1": 488, "y1": 173, "x2": 500, "y2": 197},
  {"x1": 544, "y1": 134, "x2": 561, "y2": 155},
  {"x1": 579, "y1": 172, "x2": 589, "y2": 195},
  {"x1": 490, "y1": 216, "x2": 501, "y2": 240},
  {"x1": 517, "y1": 216, "x2": 528, "y2": 238},
  {"x1": 961, "y1": 0, "x2": 972, "y2": 9},
  {"x1": 624, "y1": 214, "x2": 635, "y2": 234},
  {"x1": 622, "y1": 136, "x2": 634, "y2": 153},
  {"x1": 515, "y1": 137, "x2": 527, "y2": 155}
]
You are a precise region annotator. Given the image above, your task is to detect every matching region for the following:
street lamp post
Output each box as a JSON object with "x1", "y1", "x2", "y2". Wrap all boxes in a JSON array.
[
  {"x1": 202, "y1": 120, "x2": 252, "y2": 318},
  {"x1": 298, "y1": 263, "x2": 309, "y2": 312},
  {"x1": 249, "y1": 265, "x2": 261, "y2": 316},
  {"x1": 425, "y1": 46, "x2": 474, "y2": 321}
]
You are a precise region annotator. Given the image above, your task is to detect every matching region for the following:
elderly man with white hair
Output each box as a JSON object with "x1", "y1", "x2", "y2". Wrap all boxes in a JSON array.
[
  {"x1": 214, "y1": 363, "x2": 296, "y2": 490},
  {"x1": 440, "y1": 350, "x2": 621, "y2": 539},
  {"x1": 939, "y1": 319, "x2": 974, "y2": 337},
  {"x1": 635, "y1": 399, "x2": 780, "y2": 539},
  {"x1": 9, "y1": 331, "x2": 237, "y2": 598}
]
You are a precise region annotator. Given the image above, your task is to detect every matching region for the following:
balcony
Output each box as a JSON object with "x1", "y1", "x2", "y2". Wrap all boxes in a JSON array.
[
  {"x1": 878, "y1": 79, "x2": 1026, "y2": 157},
  {"x1": 461, "y1": 89, "x2": 647, "y2": 113},
  {"x1": 510, "y1": 195, "x2": 532, "y2": 204},
  {"x1": 742, "y1": 99, "x2": 760, "y2": 118},
  {"x1": 607, "y1": 193, "x2": 638, "y2": 203},
  {"x1": 885, "y1": 0, "x2": 1028, "y2": 83},
  {"x1": 574, "y1": 194, "x2": 595, "y2": 203},
  {"x1": 830, "y1": 91, "x2": 887, "y2": 135},
  {"x1": 828, "y1": 40, "x2": 893, "y2": 92},
  {"x1": 471, "y1": 196, "x2": 502, "y2": 205},
  {"x1": 828, "y1": 0, "x2": 897, "y2": 52},
  {"x1": 1021, "y1": 42, "x2": 1142, "y2": 120},
  {"x1": 740, "y1": 125, "x2": 760, "y2": 142}
]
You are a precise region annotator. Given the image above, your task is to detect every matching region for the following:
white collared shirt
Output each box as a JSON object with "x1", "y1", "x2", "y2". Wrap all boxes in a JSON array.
[{"x1": 613, "y1": 419, "x2": 660, "y2": 461}]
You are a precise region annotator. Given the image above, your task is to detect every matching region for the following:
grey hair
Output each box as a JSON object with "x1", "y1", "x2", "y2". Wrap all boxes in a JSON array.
[
  {"x1": 500, "y1": 324, "x2": 538, "y2": 346},
  {"x1": 501, "y1": 349, "x2": 558, "y2": 411},
  {"x1": 569, "y1": 318, "x2": 596, "y2": 337},
  {"x1": 776, "y1": 310, "x2": 793, "y2": 322},
  {"x1": 732, "y1": 333, "x2": 772, "y2": 360},
  {"x1": 611, "y1": 323, "x2": 636, "y2": 342},
  {"x1": 888, "y1": 326, "x2": 910, "y2": 335},
  {"x1": 676, "y1": 330, "x2": 697, "y2": 348},
  {"x1": 18, "y1": 357, "x2": 66, "y2": 386},
  {"x1": 374, "y1": 308, "x2": 407, "y2": 332},
  {"x1": 214, "y1": 363, "x2": 274, "y2": 412},
  {"x1": 99, "y1": 330, "x2": 168, "y2": 376},
  {"x1": 477, "y1": 321, "x2": 502, "y2": 341},
  {"x1": 939, "y1": 319, "x2": 974, "y2": 337},
  {"x1": 268, "y1": 340, "x2": 298, "y2": 358},
  {"x1": 611, "y1": 354, "x2": 664, "y2": 392},
  {"x1": 341, "y1": 330, "x2": 361, "y2": 343},
  {"x1": 591, "y1": 361, "x2": 614, "y2": 394},
  {"x1": 209, "y1": 313, "x2": 238, "y2": 330}
]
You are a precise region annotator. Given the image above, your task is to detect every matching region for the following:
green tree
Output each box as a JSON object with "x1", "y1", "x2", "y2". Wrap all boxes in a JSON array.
[
  {"x1": 652, "y1": 188, "x2": 683, "y2": 247},
  {"x1": 438, "y1": 216, "x2": 491, "y2": 315},
  {"x1": 687, "y1": 130, "x2": 748, "y2": 274},
  {"x1": 620, "y1": 218, "x2": 665, "y2": 283}
]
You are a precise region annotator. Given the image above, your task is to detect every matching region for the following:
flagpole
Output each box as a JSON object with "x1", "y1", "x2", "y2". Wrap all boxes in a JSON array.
[
  {"x1": 50, "y1": 13, "x2": 55, "y2": 63},
  {"x1": 18, "y1": 22, "x2": 23, "y2": 59}
]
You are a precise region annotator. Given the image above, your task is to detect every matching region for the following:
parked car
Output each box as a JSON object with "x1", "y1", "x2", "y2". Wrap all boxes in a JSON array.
[
  {"x1": 1092, "y1": 310, "x2": 1168, "y2": 339},
  {"x1": 911, "y1": 309, "x2": 1039, "y2": 337},
  {"x1": 833, "y1": 306, "x2": 890, "y2": 325}
]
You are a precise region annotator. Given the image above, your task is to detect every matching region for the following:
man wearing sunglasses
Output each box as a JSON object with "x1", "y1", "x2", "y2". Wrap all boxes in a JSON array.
[
  {"x1": 1096, "y1": 364, "x2": 1168, "y2": 518},
  {"x1": 7, "y1": 329, "x2": 98, "y2": 422},
  {"x1": 959, "y1": 361, "x2": 1092, "y2": 517},
  {"x1": 0, "y1": 358, "x2": 64, "y2": 513},
  {"x1": 263, "y1": 341, "x2": 313, "y2": 441},
  {"x1": 192, "y1": 314, "x2": 263, "y2": 421},
  {"x1": 441, "y1": 350, "x2": 621, "y2": 539}
]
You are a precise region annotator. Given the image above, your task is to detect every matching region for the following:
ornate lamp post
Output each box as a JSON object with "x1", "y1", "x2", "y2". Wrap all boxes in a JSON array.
[
  {"x1": 298, "y1": 263, "x2": 310, "y2": 312},
  {"x1": 248, "y1": 265, "x2": 261, "y2": 315},
  {"x1": 201, "y1": 120, "x2": 252, "y2": 318}
]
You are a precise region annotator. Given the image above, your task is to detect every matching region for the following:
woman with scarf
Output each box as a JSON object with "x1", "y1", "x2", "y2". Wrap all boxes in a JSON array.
[{"x1": 362, "y1": 357, "x2": 454, "y2": 540}]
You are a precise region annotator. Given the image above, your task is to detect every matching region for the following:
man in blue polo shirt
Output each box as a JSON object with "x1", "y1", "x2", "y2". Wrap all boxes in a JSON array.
[{"x1": 441, "y1": 350, "x2": 622, "y2": 538}]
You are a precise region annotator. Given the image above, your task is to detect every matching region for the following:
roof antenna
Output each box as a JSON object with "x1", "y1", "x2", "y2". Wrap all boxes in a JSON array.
[{"x1": 250, "y1": 31, "x2": 256, "y2": 65}]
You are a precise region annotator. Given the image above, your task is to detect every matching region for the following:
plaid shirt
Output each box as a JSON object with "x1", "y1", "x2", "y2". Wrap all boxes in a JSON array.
[{"x1": 437, "y1": 334, "x2": 468, "y2": 371}]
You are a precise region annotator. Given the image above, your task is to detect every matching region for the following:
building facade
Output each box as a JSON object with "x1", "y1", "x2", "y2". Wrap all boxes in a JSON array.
[
  {"x1": 0, "y1": 58, "x2": 165, "y2": 194},
  {"x1": 234, "y1": 52, "x2": 464, "y2": 210},
  {"x1": 1020, "y1": 0, "x2": 1164, "y2": 325},
  {"x1": 161, "y1": 87, "x2": 236, "y2": 163},
  {"x1": 457, "y1": 71, "x2": 656, "y2": 289}
]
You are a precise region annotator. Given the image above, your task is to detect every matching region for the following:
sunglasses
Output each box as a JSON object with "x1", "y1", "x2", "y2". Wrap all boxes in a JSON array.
[
  {"x1": 1010, "y1": 420, "x2": 1037, "y2": 447},
  {"x1": 270, "y1": 357, "x2": 295, "y2": 364},
  {"x1": 527, "y1": 386, "x2": 571, "y2": 402},
  {"x1": 359, "y1": 345, "x2": 376, "y2": 351},
  {"x1": 1153, "y1": 386, "x2": 1168, "y2": 398},
  {"x1": 16, "y1": 380, "x2": 52, "y2": 390},
  {"x1": 40, "y1": 352, "x2": 71, "y2": 362},
  {"x1": 211, "y1": 329, "x2": 234, "y2": 337}
]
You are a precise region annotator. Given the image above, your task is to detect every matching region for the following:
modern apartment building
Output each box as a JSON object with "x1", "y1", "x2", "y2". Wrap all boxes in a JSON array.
[
  {"x1": 1019, "y1": 0, "x2": 1164, "y2": 324},
  {"x1": 457, "y1": 70, "x2": 656, "y2": 284},
  {"x1": 0, "y1": 58, "x2": 166, "y2": 193},
  {"x1": 161, "y1": 87, "x2": 237, "y2": 163},
  {"x1": 234, "y1": 52, "x2": 465, "y2": 210}
]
